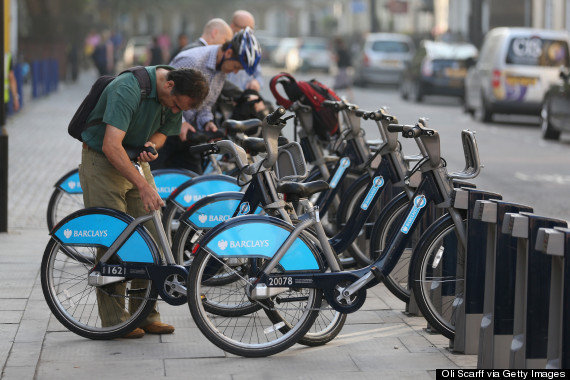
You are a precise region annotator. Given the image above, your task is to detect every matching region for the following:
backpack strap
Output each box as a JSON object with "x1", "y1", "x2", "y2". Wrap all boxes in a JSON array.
[
  {"x1": 120, "y1": 66, "x2": 152, "y2": 100},
  {"x1": 269, "y1": 72, "x2": 297, "y2": 109}
]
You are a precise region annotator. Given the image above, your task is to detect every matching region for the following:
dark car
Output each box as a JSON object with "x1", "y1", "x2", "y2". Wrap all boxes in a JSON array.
[
  {"x1": 541, "y1": 66, "x2": 570, "y2": 140},
  {"x1": 400, "y1": 40, "x2": 478, "y2": 102}
]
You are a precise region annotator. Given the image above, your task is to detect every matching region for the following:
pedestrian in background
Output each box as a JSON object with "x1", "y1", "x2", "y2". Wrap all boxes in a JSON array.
[{"x1": 333, "y1": 37, "x2": 354, "y2": 101}]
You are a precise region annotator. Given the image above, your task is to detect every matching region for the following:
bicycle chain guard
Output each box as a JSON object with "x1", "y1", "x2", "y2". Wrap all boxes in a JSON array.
[
  {"x1": 324, "y1": 280, "x2": 367, "y2": 313},
  {"x1": 155, "y1": 265, "x2": 189, "y2": 306}
]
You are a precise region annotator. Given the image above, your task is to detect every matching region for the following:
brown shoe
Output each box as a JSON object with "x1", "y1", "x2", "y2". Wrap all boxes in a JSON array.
[
  {"x1": 141, "y1": 322, "x2": 175, "y2": 335},
  {"x1": 122, "y1": 327, "x2": 145, "y2": 339}
]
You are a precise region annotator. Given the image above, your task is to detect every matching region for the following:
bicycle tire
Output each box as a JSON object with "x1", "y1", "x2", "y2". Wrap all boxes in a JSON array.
[
  {"x1": 368, "y1": 193, "x2": 412, "y2": 302},
  {"x1": 273, "y1": 229, "x2": 347, "y2": 347},
  {"x1": 41, "y1": 238, "x2": 157, "y2": 339},
  {"x1": 46, "y1": 187, "x2": 84, "y2": 231},
  {"x1": 410, "y1": 214, "x2": 466, "y2": 340},
  {"x1": 187, "y1": 248, "x2": 322, "y2": 357}
]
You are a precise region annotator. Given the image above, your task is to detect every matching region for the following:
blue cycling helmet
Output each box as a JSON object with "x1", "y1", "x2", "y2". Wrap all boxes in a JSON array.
[{"x1": 231, "y1": 27, "x2": 261, "y2": 75}]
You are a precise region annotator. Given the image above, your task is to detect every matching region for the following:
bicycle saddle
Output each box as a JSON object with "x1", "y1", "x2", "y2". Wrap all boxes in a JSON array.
[
  {"x1": 241, "y1": 136, "x2": 290, "y2": 156},
  {"x1": 276, "y1": 180, "x2": 330, "y2": 199},
  {"x1": 222, "y1": 118, "x2": 262, "y2": 135}
]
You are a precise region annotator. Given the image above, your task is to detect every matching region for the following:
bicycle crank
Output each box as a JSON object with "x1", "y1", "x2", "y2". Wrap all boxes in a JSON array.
[{"x1": 324, "y1": 280, "x2": 367, "y2": 313}]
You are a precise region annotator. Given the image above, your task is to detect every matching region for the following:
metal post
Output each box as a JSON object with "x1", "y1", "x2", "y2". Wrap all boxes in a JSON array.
[{"x1": 0, "y1": 0, "x2": 8, "y2": 232}]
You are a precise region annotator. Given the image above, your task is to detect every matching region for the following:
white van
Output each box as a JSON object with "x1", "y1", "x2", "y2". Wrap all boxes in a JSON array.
[{"x1": 464, "y1": 27, "x2": 570, "y2": 122}]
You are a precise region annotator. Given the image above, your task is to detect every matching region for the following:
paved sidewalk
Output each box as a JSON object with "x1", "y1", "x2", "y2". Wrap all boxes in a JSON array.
[{"x1": 0, "y1": 71, "x2": 476, "y2": 379}]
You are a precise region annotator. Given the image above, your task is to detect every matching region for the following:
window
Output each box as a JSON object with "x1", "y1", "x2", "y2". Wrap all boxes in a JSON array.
[{"x1": 506, "y1": 36, "x2": 569, "y2": 67}]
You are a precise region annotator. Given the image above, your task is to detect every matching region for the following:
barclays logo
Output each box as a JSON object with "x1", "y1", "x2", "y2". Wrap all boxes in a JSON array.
[
  {"x1": 401, "y1": 195, "x2": 427, "y2": 234},
  {"x1": 197, "y1": 214, "x2": 231, "y2": 224},
  {"x1": 183, "y1": 194, "x2": 205, "y2": 203},
  {"x1": 63, "y1": 228, "x2": 108, "y2": 239},
  {"x1": 218, "y1": 239, "x2": 228, "y2": 250}
]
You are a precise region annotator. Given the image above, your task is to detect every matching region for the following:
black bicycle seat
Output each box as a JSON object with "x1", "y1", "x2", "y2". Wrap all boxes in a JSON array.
[
  {"x1": 276, "y1": 180, "x2": 330, "y2": 199},
  {"x1": 222, "y1": 119, "x2": 262, "y2": 135},
  {"x1": 241, "y1": 137, "x2": 266, "y2": 155}
]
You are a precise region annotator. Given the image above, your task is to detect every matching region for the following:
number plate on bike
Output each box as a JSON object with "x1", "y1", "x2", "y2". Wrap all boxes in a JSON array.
[
  {"x1": 102, "y1": 265, "x2": 126, "y2": 276},
  {"x1": 267, "y1": 276, "x2": 294, "y2": 286}
]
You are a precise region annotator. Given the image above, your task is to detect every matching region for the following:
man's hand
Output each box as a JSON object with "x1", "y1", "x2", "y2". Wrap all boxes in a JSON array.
[
  {"x1": 179, "y1": 121, "x2": 196, "y2": 141},
  {"x1": 139, "y1": 182, "x2": 165, "y2": 212},
  {"x1": 204, "y1": 121, "x2": 218, "y2": 133},
  {"x1": 245, "y1": 79, "x2": 261, "y2": 92},
  {"x1": 138, "y1": 141, "x2": 158, "y2": 162}
]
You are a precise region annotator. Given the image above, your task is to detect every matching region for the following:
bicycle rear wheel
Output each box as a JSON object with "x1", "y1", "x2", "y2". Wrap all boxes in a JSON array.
[
  {"x1": 187, "y1": 248, "x2": 322, "y2": 357},
  {"x1": 410, "y1": 214, "x2": 466, "y2": 340},
  {"x1": 41, "y1": 238, "x2": 157, "y2": 340}
]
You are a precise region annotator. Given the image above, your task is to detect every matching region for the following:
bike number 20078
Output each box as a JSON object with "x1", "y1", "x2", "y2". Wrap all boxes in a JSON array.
[{"x1": 268, "y1": 277, "x2": 293, "y2": 286}]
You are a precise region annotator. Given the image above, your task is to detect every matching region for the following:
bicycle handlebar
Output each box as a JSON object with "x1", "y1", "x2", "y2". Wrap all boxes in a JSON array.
[
  {"x1": 266, "y1": 106, "x2": 286, "y2": 125},
  {"x1": 187, "y1": 143, "x2": 220, "y2": 156},
  {"x1": 124, "y1": 145, "x2": 157, "y2": 161},
  {"x1": 387, "y1": 123, "x2": 435, "y2": 138}
]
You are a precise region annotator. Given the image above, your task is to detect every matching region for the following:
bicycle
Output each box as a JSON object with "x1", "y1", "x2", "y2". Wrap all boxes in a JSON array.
[
  {"x1": 186, "y1": 117, "x2": 481, "y2": 356},
  {"x1": 41, "y1": 108, "x2": 345, "y2": 348}
]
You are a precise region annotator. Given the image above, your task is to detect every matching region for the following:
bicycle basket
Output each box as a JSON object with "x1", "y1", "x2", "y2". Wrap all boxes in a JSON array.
[{"x1": 275, "y1": 142, "x2": 308, "y2": 182}]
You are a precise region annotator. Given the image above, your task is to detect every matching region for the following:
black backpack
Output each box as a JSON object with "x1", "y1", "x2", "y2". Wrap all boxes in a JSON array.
[{"x1": 68, "y1": 66, "x2": 152, "y2": 141}]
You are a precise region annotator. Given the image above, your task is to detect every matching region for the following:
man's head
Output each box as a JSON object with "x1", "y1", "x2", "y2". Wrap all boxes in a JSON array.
[
  {"x1": 218, "y1": 27, "x2": 261, "y2": 75},
  {"x1": 230, "y1": 10, "x2": 255, "y2": 34},
  {"x1": 201, "y1": 18, "x2": 233, "y2": 46},
  {"x1": 177, "y1": 33, "x2": 189, "y2": 48},
  {"x1": 159, "y1": 68, "x2": 209, "y2": 113}
]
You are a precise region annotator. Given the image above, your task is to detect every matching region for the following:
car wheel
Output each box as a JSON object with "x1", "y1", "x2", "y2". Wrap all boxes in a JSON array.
[
  {"x1": 475, "y1": 93, "x2": 493, "y2": 123},
  {"x1": 463, "y1": 88, "x2": 474, "y2": 115},
  {"x1": 541, "y1": 99, "x2": 561, "y2": 141},
  {"x1": 400, "y1": 80, "x2": 409, "y2": 100},
  {"x1": 410, "y1": 81, "x2": 423, "y2": 103}
]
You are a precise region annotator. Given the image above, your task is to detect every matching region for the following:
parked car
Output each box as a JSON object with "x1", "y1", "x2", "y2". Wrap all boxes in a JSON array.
[
  {"x1": 353, "y1": 33, "x2": 415, "y2": 86},
  {"x1": 271, "y1": 38, "x2": 299, "y2": 67},
  {"x1": 464, "y1": 27, "x2": 570, "y2": 122},
  {"x1": 256, "y1": 34, "x2": 280, "y2": 63},
  {"x1": 400, "y1": 40, "x2": 478, "y2": 102},
  {"x1": 123, "y1": 36, "x2": 152, "y2": 67},
  {"x1": 286, "y1": 37, "x2": 333, "y2": 73},
  {"x1": 540, "y1": 66, "x2": 570, "y2": 140}
]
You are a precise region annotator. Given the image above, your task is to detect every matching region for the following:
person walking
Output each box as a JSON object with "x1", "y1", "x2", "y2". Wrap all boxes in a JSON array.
[{"x1": 79, "y1": 65, "x2": 209, "y2": 338}]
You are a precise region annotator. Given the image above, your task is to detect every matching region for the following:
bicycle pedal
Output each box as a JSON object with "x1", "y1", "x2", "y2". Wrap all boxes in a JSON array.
[{"x1": 370, "y1": 266, "x2": 384, "y2": 282}]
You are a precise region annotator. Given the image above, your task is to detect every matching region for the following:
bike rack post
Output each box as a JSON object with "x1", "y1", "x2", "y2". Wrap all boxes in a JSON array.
[
  {"x1": 535, "y1": 227, "x2": 570, "y2": 369},
  {"x1": 502, "y1": 212, "x2": 567, "y2": 368},
  {"x1": 451, "y1": 188, "x2": 501, "y2": 354},
  {"x1": 474, "y1": 200, "x2": 533, "y2": 369}
]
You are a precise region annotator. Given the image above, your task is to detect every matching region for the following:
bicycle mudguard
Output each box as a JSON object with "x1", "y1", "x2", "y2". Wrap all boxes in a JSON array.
[
  {"x1": 198, "y1": 215, "x2": 324, "y2": 272},
  {"x1": 151, "y1": 168, "x2": 197, "y2": 200},
  {"x1": 51, "y1": 207, "x2": 159, "y2": 264},
  {"x1": 55, "y1": 168, "x2": 82, "y2": 194},
  {"x1": 168, "y1": 174, "x2": 240, "y2": 208},
  {"x1": 179, "y1": 191, "x2": 262, "y2": 229},
  {"x1": 54, "y1": 168, "x2": 197, "y2": 197}
]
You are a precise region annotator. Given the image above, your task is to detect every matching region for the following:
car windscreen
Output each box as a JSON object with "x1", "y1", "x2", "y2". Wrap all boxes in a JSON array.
[
  {"x1": 506, "y1": 36, "x2": 569, "y2": 67},
  {"x1": 371, "y1": 40, "x2": 410, "y2": 53}
]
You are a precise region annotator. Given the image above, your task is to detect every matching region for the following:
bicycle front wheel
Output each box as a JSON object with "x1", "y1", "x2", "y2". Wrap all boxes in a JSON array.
[
  {"x1": 187, "y1": 249, "x2": 322, "y2": 357},
  {"x1": 410, "y1": 214, "x2": 466, "y2": 340},
  {"x1": 41, "y1": 238, "x2": 157, "y2": 340}
]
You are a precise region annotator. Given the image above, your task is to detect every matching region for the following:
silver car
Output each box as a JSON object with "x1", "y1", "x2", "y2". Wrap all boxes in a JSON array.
[
  {"x1": 354, "y1": 33, "x2": 415, "y2": 86},
  {"x1": 464, "y1": 27, "x2": 570, "y2": 122}
]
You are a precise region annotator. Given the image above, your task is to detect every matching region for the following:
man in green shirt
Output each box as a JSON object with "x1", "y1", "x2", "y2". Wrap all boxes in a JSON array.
[{"x1": 79, "y1": 66, "x2": 209, "y2": 339}]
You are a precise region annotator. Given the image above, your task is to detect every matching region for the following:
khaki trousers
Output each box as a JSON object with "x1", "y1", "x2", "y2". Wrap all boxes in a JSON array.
[{"x1": 79, "y1": 147, "x2": 161, "y2": 327}]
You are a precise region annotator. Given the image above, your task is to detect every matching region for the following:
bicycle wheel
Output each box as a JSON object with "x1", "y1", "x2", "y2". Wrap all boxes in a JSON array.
[
  {"x1": 336, "y1": 176, "x2": 386, "y2": 267},
  {"x1": 410, "y1": 214, "x2": 466, "y2": 340},
  {"x1": 368, "y1": 194, "x2": 412, "y2": 302},
  {"x1": 172, "y1": 221, "x2": 198, "y2": 266},
  {"x1": 41, "y1": 238, "x2": 157, "y2": 340},
  {"x1": 187, "y1": 248, "x2": 322, "y2": 357},
  {"x1": 46, "y1": 188, "x2": 84, "y2": 231}
]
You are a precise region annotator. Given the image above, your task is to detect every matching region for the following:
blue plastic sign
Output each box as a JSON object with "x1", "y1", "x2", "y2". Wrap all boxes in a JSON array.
[
  {"x1": 360, "y1": 176, "x2": 384, "y2": 210},
  {"x1": 400, "y1": 195, "x2": 427, "y2": 234},
  {"x1": 330, "y1": 157, "x2": 351, "y2": 189}
]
